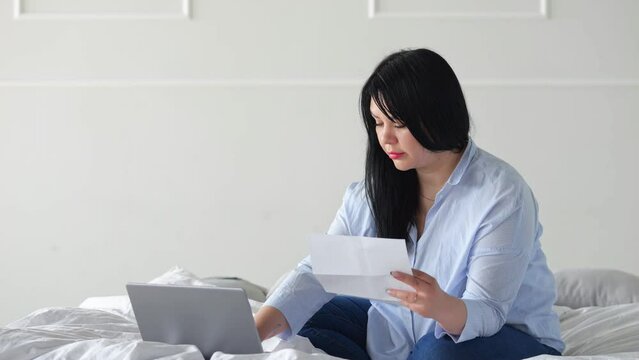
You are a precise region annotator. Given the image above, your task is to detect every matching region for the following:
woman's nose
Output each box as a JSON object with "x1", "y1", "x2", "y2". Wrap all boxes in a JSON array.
[{"x1": 379, "y1": 125, "x2": 397, "y2": 145}]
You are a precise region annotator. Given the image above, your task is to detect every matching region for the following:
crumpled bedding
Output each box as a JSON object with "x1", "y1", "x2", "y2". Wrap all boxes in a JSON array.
[
  {"x1": 0, "y1": 307, "x2": 202, "y2": 360},
  {"x1": 537, "y1": 304, "x2": 639, "y2": 358},
  {"x1": 1, "y1": 267, "x2": 638, "y2": 360},
  {"x1": 0, "y1": 306, "x2": 337, "y2": 360}
]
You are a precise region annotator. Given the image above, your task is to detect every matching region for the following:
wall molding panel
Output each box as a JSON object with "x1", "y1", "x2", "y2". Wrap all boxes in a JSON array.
[
  {"x1": 13, "y1": 0, "x2": 191, "y2": 20},
  {"x1": 0, "y1": 78, "x2": 637, "y2": 88},
  {"x1": 368, "y1": 0, "x2": 548, "y2": 19}
]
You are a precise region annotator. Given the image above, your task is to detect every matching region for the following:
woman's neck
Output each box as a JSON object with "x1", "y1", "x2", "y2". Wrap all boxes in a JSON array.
[{"x1": 416, "y1": 150, "x2": 463, "y2": 199}]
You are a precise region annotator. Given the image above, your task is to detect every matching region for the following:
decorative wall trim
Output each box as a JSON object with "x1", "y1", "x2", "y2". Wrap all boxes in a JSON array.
[
  {"x1": 0, "y1": 78, "x2": 638, "y2": 88},
  {"x1": 13, "y1": 0, "x2": 191, "y2": 20},
  {"x1": 368, "y1": 0, "x2": 549, "y2": 20},
  {"x1": 463, "y1": 78, "x2": 639, "y2": 87}
]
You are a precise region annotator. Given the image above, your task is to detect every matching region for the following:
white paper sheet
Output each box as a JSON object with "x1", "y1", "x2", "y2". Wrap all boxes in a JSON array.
[{"x1": 310, "y1": 234, "x2": 414, "y2": 303}]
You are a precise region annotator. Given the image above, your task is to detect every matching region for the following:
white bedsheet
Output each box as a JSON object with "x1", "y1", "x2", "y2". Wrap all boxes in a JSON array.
[
  {"x1": 0, "y1": 307, "x2": 203, "y2": 360},
  {"x1": 0, "y1": 306, "x2": 340, "y2": 360},
  {"x1": 2, "y1": 303, "x2": 639, "y2": 360},
  {"x1": 1, "y1": 267, "x2": 638, "y2": 360}
]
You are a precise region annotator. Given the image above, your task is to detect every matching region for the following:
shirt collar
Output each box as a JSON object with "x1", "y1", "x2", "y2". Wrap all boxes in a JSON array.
[{"x1": 446, "y1": 137, "x2": 476, "y2": 186}]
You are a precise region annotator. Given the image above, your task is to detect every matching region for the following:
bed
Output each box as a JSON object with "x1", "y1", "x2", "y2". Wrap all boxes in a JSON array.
[{"x1": 1, "y1": 266, "x2": 638, "y2": 360}]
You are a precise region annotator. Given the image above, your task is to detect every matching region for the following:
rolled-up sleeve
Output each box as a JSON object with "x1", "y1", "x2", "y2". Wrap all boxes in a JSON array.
[
  {"x1": 263, "y1": 183, "x2": 357, "y2": 339},
  {"x1": 263, "y1": 255, "x2": 335, "y2": 339},
  {"x1": 435, "y1": 190, "x2": 537, "y2": 343}
]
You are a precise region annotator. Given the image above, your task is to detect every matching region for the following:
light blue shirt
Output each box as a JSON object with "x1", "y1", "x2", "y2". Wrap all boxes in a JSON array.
[{"x1": 265, "y1": 139, "x2": 564, "y2": 359}]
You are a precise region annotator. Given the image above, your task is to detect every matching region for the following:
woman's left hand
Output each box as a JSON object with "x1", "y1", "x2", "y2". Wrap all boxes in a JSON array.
[{"x1": 386, "y1": 269, "x2": 449, "y2": 319}]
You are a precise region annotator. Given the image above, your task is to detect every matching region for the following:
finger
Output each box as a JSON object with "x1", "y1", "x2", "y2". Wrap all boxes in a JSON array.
[
  {"x1": 386, "y1": 289, "x2": 418, "y2": 303},
  {"x1": 411, "y1": 268, "x2": 435, "y2": 285},
  {"x1": 390, "y1": 271, "x2": 420, "y2": 289}
]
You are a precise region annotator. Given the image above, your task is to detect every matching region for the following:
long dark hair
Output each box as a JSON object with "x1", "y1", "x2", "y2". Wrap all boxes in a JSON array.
[{"x1": 360, "y1": 48, "x2": 470, "y2": 241}]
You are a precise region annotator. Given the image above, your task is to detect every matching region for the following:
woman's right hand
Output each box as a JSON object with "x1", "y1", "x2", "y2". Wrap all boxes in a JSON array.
[{"x1": 254, "y1": 305, "x2": 290, "y2": 341}]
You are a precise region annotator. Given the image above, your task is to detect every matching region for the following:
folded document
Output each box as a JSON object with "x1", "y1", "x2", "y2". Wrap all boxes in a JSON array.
[{"x1": 310, "y1": 234, "x2": 414, "y2": 303}]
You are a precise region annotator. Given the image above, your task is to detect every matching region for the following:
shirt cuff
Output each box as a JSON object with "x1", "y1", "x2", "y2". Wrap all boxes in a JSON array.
[
  {"x1": 434, "y1": 298, "x2": 483, "y2": 343},
  {"x1": 263, "y1": 271, "x2": 334, "y2": 340}
]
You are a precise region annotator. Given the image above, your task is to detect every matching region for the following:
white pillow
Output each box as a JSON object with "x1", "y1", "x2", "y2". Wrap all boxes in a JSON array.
[
  {"x1": 554, "y1": 268, "x2": 639, "y2": 309},
  {"x1": 79, "y1": 266, "x2": 268, "y2": 319}
]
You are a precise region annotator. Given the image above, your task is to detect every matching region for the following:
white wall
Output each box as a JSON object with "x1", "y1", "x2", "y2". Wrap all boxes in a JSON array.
[{"x1": 1, "y1": 0, "x2": 637, "y2": 326}]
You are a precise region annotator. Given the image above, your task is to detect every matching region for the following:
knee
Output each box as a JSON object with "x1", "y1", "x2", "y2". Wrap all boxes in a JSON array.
[
  {"x1": 301, "y1": 299, "x2": 342, "y2": 331},
  {"x1": 302, "y1": 303, "x2": 334, "y2": 330},
  {"x1": 303, "y1": 296, "x2": 368, "y2": 329}
]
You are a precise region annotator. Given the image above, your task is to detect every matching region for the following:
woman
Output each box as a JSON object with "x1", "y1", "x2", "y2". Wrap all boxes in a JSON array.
[{"x1": 254, "y1": 48, "x2": 564, "y2": 360}]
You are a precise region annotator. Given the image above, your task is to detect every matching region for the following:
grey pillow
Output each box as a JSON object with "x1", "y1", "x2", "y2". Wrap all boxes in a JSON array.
[
  {"x1": 555, "y1": 268, "x2": 639, "y2": 309},
  {"x1": 201, "y1": 276, "x2": 269, "y2": 302}
]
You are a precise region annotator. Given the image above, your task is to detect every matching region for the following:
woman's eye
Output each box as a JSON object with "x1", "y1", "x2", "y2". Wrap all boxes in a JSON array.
[
  {"x1": 394, "y1": 124, "x2": 406, "y2": 129},
  {"x1": 375, "y1": 123, "x2": 383, "y2": 127}
]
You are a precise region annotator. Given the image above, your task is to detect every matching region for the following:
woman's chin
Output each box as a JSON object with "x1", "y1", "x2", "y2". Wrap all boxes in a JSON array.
[{"x1": 392, "y1": 163, "x2": 414, "y2": 172}]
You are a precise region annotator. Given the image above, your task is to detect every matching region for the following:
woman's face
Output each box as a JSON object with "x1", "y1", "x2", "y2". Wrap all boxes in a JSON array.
[{"x1": 370, "y1": 99, "x2": 438, "y2": 172}]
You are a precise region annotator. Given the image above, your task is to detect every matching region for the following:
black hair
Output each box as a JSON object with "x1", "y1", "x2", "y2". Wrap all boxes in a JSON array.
[{"x1": 360, "y1": 48, "x2": 470, "y2": 241}]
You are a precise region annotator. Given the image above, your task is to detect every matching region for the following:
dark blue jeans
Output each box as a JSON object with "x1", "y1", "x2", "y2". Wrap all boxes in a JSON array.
[{"x1": 298, "y1": 296, "x2": 562, "y2": 360}]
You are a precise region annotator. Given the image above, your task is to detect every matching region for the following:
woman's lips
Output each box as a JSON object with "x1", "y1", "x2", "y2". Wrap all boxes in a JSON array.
[{"x1": 388, "y1": 152, "x2": 405, "y2": 159}]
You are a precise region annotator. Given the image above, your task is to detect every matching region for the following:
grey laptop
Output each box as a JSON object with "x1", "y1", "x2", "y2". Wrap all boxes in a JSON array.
[{"x1": 126, "y1": 283, "x2": 263, "y2": 358}]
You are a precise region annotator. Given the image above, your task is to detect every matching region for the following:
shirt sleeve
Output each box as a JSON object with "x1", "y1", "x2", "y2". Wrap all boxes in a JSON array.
[
  {"x1": 435, "y1": 188, "x2": 538, "y2": 343},
  {"x1": 263, "y1": 182, "x2": 358, "y2": 339}
]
